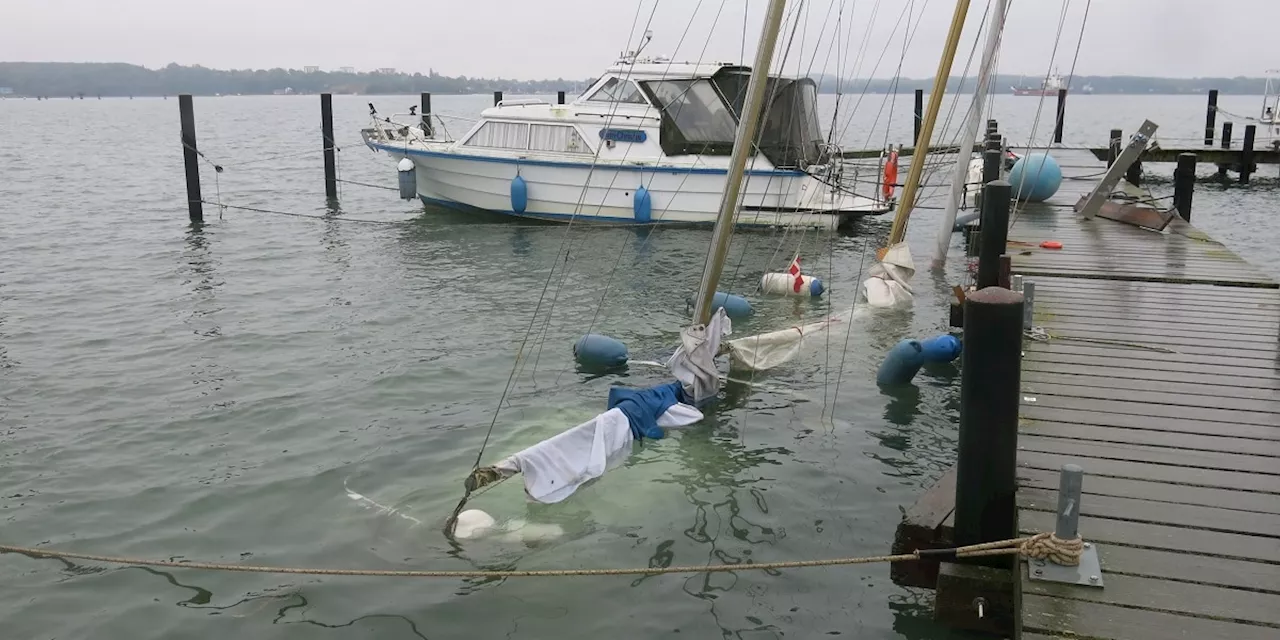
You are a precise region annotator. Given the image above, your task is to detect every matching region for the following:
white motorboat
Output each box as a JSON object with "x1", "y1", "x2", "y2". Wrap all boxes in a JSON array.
[{"x1": 362, "y1": 55, "x2": 893, "y2": 228}]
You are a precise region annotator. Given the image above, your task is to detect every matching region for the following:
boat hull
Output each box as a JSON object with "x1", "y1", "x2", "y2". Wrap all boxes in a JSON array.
[{"x1": 373, "y1": 142, "x2": 888, "y2": 229}]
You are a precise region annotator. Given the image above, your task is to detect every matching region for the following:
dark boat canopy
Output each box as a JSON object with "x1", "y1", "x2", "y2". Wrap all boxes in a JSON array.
[{"x1": 638, "y1": 65, "x2": 826, "y2": 169}]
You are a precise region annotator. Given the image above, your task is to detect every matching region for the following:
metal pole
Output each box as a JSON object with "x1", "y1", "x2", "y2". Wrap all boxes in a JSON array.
[
  {"x1": 493, "y1": 90, "x2": 503, "y2": 106},
  {"x1": 178, "y1": 94, "x2": 203, "y2": 223},
  {"x1": 421, "y1": 92, "x2": 432, "y2": 134},
  {"x1": 557, "y1": 90, "x2": 566, "y2": 105},
  {"x1": 1204, "y1": 89, "x2": 1218, "y2": 146},
  {"x1": 976, "y1": 181, "x2": 1011, "y2": 289},
  {"x1": 1173, "y1": 153, "x2": 1196, "y2": 221},
  {"x1": 1053, "y1": 88, "x2": 1067, "y2": 144},
  {"x1": 692, "y1": 0, "x2": 789, "y2": 325},
  {"x1": 321, "y1": 93, "x2": 338, "y2": 200},
  {"x1": 1054, "y1": 464, "x2": 1084, "y2": 541},
  {"x1": 955, "y1": 285, "x2": 1024, "y2": 567},
  {"x1": 1241, "y1": 124, "x2": 1257, "y2": 184},
  {"x1": 914, "y1": 88, "x2": 924, "y2": 145},
  {"x1": 1022, "y1": 280, "x2": 1036, "y2": 329}
]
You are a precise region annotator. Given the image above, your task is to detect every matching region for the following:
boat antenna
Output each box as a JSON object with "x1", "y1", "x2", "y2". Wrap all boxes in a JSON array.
[{"x1": 691, "y1": 0, "x2": 788, "y2": 325}]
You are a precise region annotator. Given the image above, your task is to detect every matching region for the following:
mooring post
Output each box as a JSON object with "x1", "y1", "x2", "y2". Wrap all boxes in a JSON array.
[
  {"x1": 914, "y1": 88, "x2": 924, "y2": 145},
  {"x1": 1106, "y1": 128, "x2": 1122, "y2": 168},
  {"x1": 493, "y1": 90, "x2": 503, "y2": 106},
  {"x1": 178, "y1": 94, "x2": 203, "y2": 223},
  {"x1": 976, "y1": 181, "x2": 1012, "y2": 289},
  {"x1": 986, "y1": 119, "x2": 998, "y2": 134},
  {"x1": 985, "y1": 132, "x2": 1002, "y2": 153},
  {"x1": 954, "y1": 284, "x2": 1024, "y2": 564},
  {"x1": 320, "y1": 93, "x2": 338, "y2": 200},
  {"x1": 1022, "y1": 281, "x2": 1036, "y2": 329},
  {"x1": 1055, "y1": 464, "x2": 1084, "y2": 541},
  {"x1": 1173, "y1": 153, "x2": 1197, "y2": 221},
  {"x1": 1053, "y1": 88, "x2": 1067, "y2": 144},
  {"x1": 982, "y1": 148, "x2": 1002, "y2": 184},
  {"x1": 1204, "y1": 89, "x2": 1218, "y2": 146},
  {"x1": 557, "y1": 90, "x2": 566, "y2": 105},
  {"x1": 421, "y1": 92, "x2": 432, "y2": 134},
  {"x1": 1241, "y1": 124, "x2": 1257, "y2": 184},
  {"x1": 1221, "y1": 121, "x2": 1233, "y2": 149}
]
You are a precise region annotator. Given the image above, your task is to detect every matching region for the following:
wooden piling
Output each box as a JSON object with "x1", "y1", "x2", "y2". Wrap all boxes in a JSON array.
[
  {"x1": 1241, "y1": 124, "x2": 1256, "y2": 184},
  {"x1": 1204, "y1": 89, "x2": 1218, "y2": 146},
  {"x1": 982, "y1": 148, "x2": 1001, "y2": 184},
  {"x1": 320, "y1": 93, "x2": 337, "y2": 200},
  {"x1": 914, "y1": 89, "x2": 924, "y2": 145},
  {"x1": 493, "y1": 90, "x2": 503, "y2": 106},
  {"x1": 954, "y1": 284, "x2": 1023, "y2": 567},
  {"x1": 557, "y1": 90, "x2": 566, "y2": 105},
  {"x1": 178, "y1": 94, "x2": 203, "y2": 223},
  {"x1": 1221, "y1": 121, "x2": 1233, "y2": 149},
  {"x1": 1107, "y1": 128, "x2": 1122, "y2": 168},
  {"x1": 976, "y1": 180, "x2": 1011, "y2": 289},
  {"x1": 1173, "y1": 153, "x2": 1196, "y2": 222},
  {"x1": 1053, "y1": 88, "x2": 1067, "y2": 144}
]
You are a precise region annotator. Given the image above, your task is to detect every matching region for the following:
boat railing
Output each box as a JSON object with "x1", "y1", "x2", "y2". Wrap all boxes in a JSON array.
[{"x1": 495, "y1": 98, "x2": 550, "y2": 108}]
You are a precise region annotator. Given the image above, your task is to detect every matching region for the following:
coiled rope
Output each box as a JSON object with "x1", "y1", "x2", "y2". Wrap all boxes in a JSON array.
[{"x1": 0, "y1": 533, "x2": 1083, "y2": 578}]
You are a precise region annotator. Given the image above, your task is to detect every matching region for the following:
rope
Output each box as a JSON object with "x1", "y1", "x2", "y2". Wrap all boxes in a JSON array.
[
  {"x1": 200, "y1": 200, "x2": 403, "y2": 225},
  {"x1": 336, "y1": 178, "x2": 400, "y2": 192},
  {"x1": 1026, "y1": 326, "x2": 1178, "y2": 353},
  {"x1": 0, "y1": 534, "x2": 1080, "y2": 579}
]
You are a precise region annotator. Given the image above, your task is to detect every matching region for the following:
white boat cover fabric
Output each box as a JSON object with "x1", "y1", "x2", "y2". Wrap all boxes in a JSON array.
[
  {"x1": 861, "y1": 242, "x2": 916, "y2": 308},
  {"x1": 725, "y1": 308, "x2": 861, "y2": 371},
  {"x1": 666, "y1": 307, "x2": 732, "y2": 405},
  {"x1": 494, "y1": 405, "x2": 703, "y2": 504}
]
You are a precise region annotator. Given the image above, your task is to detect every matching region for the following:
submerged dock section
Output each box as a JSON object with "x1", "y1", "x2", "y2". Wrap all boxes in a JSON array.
[{"x1": 892, "y1": 145, "x2": 1280, "y2": 639}]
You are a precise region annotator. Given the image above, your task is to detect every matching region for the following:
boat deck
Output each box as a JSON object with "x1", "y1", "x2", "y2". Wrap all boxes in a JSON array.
[{"x1": 1006, "y1": 150, "x2": 1280, "y2": 639}]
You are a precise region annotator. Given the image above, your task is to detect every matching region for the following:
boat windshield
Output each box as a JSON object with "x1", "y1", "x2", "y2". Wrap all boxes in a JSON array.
[{"x1": 640, "y1": 69, "x2": 826, "y2": 168}]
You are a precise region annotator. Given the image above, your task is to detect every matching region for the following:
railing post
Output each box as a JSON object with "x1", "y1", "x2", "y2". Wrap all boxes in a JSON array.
[
  {"x1": 977, "y1": 180, "x2": 1012, "y2": 289},
  {"x1": 954, "y1": 285, "x2": 1024, "y2": 568},
  {"x1": 1204, "y1": 89, "x2": 1218, "y2": 146},
  {"x1": 1173, "y1": 153, "x2": 1197, "y2": 221},
  {"x1": 178, "y1": 94, "x2": 203, "y2": 223},
  {"x1": 1053, "y1": 88, "x2": 1067, "y2": 144},
  {"x1": 320, "y1": 93, "x2": 338, "y2": 200}
]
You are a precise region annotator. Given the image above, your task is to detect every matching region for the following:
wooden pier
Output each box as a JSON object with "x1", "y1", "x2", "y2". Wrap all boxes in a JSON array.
[{"x1": 892, "y1": 148, "x2": 1280, "y2": 639}]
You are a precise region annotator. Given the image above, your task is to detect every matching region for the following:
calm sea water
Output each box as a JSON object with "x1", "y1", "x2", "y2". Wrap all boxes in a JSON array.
[{"x1": 1, "y1": 92, "x2": 1278, "y2": 640}]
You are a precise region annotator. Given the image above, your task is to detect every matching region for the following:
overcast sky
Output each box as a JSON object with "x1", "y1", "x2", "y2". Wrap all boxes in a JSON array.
[{"x1": 3, "y1": 0, "x2": 1276, "y2": 79}]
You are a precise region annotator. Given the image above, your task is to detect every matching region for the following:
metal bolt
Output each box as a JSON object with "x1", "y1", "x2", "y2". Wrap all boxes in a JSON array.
[
  {"x1": 1089, "y1": 575, "x2": 1099, "y2": 583},
  {"x1": 974, "y1": 597, "x2": 986, "y2": 619},
  {"x1": 1034, "y1": 569, "x2": 1043, "y2": 576},
  {"x1": 1083, "y1": 542, "x2": 1092, "y2": 549}
]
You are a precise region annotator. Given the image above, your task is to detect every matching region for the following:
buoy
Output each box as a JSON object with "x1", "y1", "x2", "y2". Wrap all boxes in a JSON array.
[
  {"x1": 573, "y1": 333, "x2": 629, "y2": 369},
  {"x1": 708, "y1": 291, "x2": 752, "y2": 318},
  {"x1": 510, "y1": 174, "x2": 528, "y2": 213},
  {"x1": 760, "y1": 272, "x2": 824, "y2": 297},
  {"x1": 882, "y1": 147, "x2": 900, "y2": 201},
  {"x1": 397, "y1": 158, "x2": 416, "y2": 200},
  {"x1": 453, "y1": 509, "x2": 497, "y2": 540},
  {"x1": 952, "y1": 212, "x2": 980, "y2": 231},
  {"x1": 875, "y1": 334, "x2": 962, "y2": 385},
  {"x1": 1008, "y1": 152, "x2": 1063, "y2": 202},
  {"x1": 1040, "y1": 240, "x2": 1063, "y2": 250},
  {"x1": 633, "y1": 185, "x2": 652, "y2": 223}
]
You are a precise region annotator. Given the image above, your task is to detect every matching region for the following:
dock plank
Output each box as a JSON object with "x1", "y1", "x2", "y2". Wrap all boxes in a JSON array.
[
  {"x1": 1018, "y1": 420, "x2": 1280, "y2": 457},
  {"x1": 1018, "y1": 510, "x2": 1280, "y2": 564},
  {"x1": 1018, "y1": 487, "x2": 1280, "y2": 539},
  {"x1": 1017, "y1": 434, "x2": 1280, "y2": 475},
  {"x1": 1022, "y1": 594, "x2": 1279, "y2": 640},
  {"x1": 1024, "y1": 573, "x2": 1280, "y2": 627},
  {"x1": 1019, "y1": 467, "x2": 1280, "y2": 514}
]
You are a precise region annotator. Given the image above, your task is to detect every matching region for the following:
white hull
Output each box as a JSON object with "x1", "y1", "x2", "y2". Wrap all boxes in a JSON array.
[{"x1": 376, "y1": 143, "x2": 884, "y2": 229}]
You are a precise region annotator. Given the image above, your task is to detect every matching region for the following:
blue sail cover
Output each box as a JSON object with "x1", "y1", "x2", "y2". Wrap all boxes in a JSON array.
[{"x1": 607, "y1": 381, "x2": 687, "y2": 440}]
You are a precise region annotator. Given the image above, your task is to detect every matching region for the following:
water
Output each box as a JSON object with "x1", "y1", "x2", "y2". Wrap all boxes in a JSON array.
[{"x1": 1, "y1": 92, "x2": 1278, "y2": 639}]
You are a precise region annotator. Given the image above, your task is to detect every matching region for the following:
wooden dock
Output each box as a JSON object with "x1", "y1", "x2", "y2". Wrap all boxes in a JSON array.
[{"x1": 1005, "y1": 150, "x2": 1280, "y2": 639}]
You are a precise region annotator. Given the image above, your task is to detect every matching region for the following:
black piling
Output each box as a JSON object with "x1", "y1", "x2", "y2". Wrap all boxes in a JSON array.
[
  {"x1": 1053, "y1": 88, "x2": 1067, "y2": 144},
  {"x1": 320, "y1": 93, "x2": 337, "y2": 200},
  {"x1": 954, "y1": 284, "x2": 1024, "y2": 568},
  {"x1": 178, "y1": 94, "x2": 203, "y2": 224},
  {"x1": 1173, "y1": 153, "x2": 1197, "y2": 222},
  {"x1": 982, "y1": 148, "x2": 1002, "y2": 185},
  {"x1": 1107, "y1": 128, "x2": 1122, "y2": 168},
  {"x1": 1241, "y1": 124, "x2": 1257, "y2": 184},
  {"x1": 557, "y1": 90, "x2": 566, "y2": 105},
  {"x1": 421, "y1": 92, "x2": 432, "y2": 134},
  {"x1": 914, "y1": 88, "x2": 924, "y2": 145},
  {"x1": 493, "y1": 90, "x2": 503, "y2": 106},
  {"x1": 1204, "y1": 89, "x2": 1218, "y2": 146},
  {"x1": 1221, "y1": 121, "x2": 1233, "y2": 149},
  {"x1": 976, "y1": 180, "x2": 1012, "y2": 290}
]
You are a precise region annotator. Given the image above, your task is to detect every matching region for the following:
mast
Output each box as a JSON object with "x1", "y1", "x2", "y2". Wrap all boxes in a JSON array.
[
  {"x1": 932, "y1": 0, "x2": 1007, "y2": 269},
  {"x1": 884, "y1": 0, "x2": 974, "y2": 248},
  {"x1": 691, "y1": 0, "x2": 789, "y2": 325}
]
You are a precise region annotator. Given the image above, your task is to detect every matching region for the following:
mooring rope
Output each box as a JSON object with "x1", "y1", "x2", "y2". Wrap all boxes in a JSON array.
[
  {"x1": 198, "y1": 200, "x2": 403, "y2": 225},
  {"x1": 335, "y1": 178, "x2": 400, "y2": 192},
  {"x1": 1026, "y1": 326, "x2": 1179, "y2": 353},
  {"x1": 0, "y1": 534, "x2": 1083, "y2": 578}
]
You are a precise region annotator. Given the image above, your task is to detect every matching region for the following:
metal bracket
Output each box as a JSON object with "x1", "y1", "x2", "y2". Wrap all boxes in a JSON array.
[
  {"x1": 1028, "y1": 543, "x2": 1104, "y2": 587},
  {"x1": 1075, "y1": 119, "x2": 1160, "y2": 220}
]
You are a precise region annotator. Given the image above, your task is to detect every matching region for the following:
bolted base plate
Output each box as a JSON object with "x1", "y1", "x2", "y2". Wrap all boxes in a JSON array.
[{"x1": 1026, "y1": 543, "x2": 1103, "y2": 587}]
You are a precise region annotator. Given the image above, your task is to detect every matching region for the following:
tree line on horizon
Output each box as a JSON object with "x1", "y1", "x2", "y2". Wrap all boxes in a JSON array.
[{"x1": 0, "y1": 62, "x2": 1271, "y2": 98}]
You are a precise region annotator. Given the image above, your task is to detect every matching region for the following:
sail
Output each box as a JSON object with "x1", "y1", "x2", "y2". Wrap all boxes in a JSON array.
[{"x1": 725, "y1": 307, "x2": 865, "y2": 371}]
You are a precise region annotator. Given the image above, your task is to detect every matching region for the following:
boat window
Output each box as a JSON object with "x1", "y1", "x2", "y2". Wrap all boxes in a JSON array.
[
  {"x1": 529, "y1": 124, "x2": 592, "y2": 154},
  {"x1": 463, "y1": 121, "x2": 530, "y2": 149},
  {"x1": 587, "y1": 77, "x2": 649, "y2": 105},
  {"x1": 640, "y1": 79, "x2": 738, "y2": 155}
]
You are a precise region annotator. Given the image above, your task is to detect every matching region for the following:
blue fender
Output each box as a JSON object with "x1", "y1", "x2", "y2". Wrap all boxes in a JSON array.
[
  {"x1": 633, "y1": 185, "x2": 652, "y2": 223},
  {"x1": 876, "y1": 334, "x2": 961, "y2": 385},
  {"x1": 510, "y1": 174, "x2": 528, "y2": 213},
  {"x1": 573, "y1": 333, "x2": 628, "y2": 369}
]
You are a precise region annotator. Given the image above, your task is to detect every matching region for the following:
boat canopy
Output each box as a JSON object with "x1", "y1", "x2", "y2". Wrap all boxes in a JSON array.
[{"x1": 638, "y1": 66, "x2": 827, "y2": 169}]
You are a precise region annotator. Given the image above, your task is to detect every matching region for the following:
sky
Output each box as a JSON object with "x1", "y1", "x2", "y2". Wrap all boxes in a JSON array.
[{"x1": 2, "y1": 0, "x2": 1277, "y2": 80}]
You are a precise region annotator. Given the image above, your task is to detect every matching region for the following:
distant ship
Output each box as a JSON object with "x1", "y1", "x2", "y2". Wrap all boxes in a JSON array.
[{"x1": 1011, "y1": 71, "x2": 1065, "y2": 96}]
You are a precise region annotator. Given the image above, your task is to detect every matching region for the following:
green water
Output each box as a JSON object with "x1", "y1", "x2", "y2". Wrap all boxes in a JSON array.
[{"x1": 1, "y1": 93, "x2": 1277, "y2": 639}]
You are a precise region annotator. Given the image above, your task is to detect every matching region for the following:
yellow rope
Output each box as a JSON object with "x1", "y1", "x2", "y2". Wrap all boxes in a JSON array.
[{"x1": 0, "y1": 536, "x2": 1067, "y2": 579}]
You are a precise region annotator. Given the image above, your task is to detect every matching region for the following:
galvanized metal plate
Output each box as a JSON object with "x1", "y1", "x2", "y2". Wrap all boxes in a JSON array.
[{"x1": 1026, "y1": 544, "x2": 1104, "y2": 587}]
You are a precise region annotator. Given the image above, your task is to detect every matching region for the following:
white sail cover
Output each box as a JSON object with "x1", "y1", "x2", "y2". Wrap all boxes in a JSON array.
[
  {"x1": 667, "y1": 307, "x2": 732, "y2": 404},
  {"x1": 726, "y1": 308, "x2": 863, "y2": 370},
  {"x1": 861, "y1": 242, "x2": 916, "y2": 308}
]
